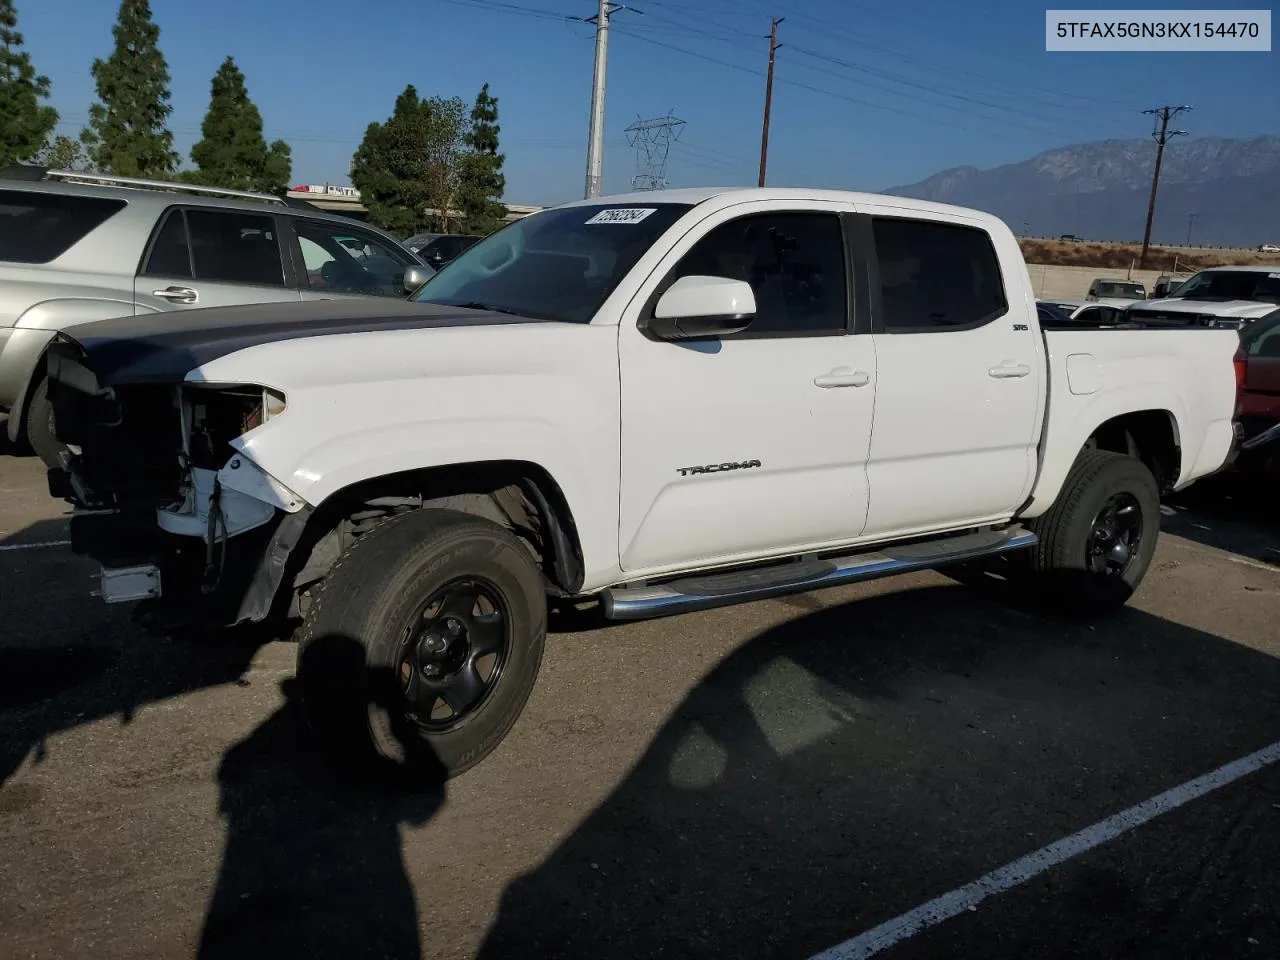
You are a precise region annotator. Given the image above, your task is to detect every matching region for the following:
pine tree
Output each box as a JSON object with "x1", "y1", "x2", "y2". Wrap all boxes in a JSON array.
[
  {"x1": 189, "y1": 56, "x2": 291, "y2": 194},
  {"x1": 456, "y1": 83, "x2": 507, "y2": 235},
  {"x1": 0, "y1": 0, "x2": 58, "y2": 166},
  {"x1": 84, "y1": 0, "x2": 179, "y2": 178},
  {"x1": 350, "y1": 85, "x2": 465, "y2": 235}
]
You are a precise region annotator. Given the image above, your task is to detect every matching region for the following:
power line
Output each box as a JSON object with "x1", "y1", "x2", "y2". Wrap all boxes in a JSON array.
[{"x1": 610, "y1": 26, "x2": 1078, "y2": 141}]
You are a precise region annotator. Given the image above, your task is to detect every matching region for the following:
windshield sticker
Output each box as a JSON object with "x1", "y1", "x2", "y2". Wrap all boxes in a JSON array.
[
  {"x1": 585, "y1": 207, "x2": 657, "y2": 225},
  {"x1": 1270, "y1": 273, "x2": 1280, "y2": 279}
]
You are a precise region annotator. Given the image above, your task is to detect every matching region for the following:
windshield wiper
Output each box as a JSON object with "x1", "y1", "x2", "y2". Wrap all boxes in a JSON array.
[{"x1": 451, "y1": 300, "x2": 529, "y2": 317}]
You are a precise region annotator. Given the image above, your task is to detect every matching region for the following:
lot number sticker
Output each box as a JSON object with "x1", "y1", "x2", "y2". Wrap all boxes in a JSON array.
[{"x1": 586, "y1": 207, "x2": 657, "y2": 225}]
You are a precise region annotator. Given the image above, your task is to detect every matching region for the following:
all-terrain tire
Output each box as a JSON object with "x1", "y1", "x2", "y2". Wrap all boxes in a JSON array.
[
  {"x1": 296, "y1": 508, "x2": 546, "y2": 782},
  {"x1": 24, "y1": 378, "x2": 66, "y2": 468},
  {"x1": 1025, "y1": 449, "x2": 1161, "y2": 615}
]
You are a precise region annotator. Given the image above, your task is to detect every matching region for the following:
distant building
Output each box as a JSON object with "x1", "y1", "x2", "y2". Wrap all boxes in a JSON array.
[{"x1": 287, "y1": 184, "x2": 542, "y2": 226}]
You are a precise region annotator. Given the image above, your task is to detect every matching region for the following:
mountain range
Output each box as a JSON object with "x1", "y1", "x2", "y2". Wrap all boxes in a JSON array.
[{"x1": 884, "y1": 135, "x2": 1279, "y2": 247}]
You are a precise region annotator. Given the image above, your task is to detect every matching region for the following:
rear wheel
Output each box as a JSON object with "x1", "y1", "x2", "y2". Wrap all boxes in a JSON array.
[
  {"x1": 24, "y1": 377, "x2": 66, "y2": 468},
  {"x1": 296, "y1": 509, "x2": 546, "y2": 782},
  {"x1": 1025, "y1": 450, "x2": 1160, "y2": 615}
]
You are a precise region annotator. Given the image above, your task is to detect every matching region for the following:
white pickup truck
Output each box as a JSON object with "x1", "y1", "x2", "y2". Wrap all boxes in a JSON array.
[
  {"x1": 45, "y1": 188, "x2": 1240, "y2": 780},
  {"x1": 1125, "y1": 265, "x2": 1280, "y2": 330}
]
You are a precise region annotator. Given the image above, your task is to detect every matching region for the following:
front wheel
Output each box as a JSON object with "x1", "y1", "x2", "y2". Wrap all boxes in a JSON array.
[
  {"x1": 296, "y1": 509, "x2": 546, "y2": 782},
  {"x1": 24, "y1": 378, "x2": 67, "y2": 468},
  {"x1": 1025, "y1": 450, "x2": 1161, "y2": 615}
]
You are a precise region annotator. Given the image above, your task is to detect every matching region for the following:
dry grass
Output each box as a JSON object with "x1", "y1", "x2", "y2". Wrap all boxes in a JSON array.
[{"x1": 1019, "y1": 239, "x2": 1280, "y2": 271}]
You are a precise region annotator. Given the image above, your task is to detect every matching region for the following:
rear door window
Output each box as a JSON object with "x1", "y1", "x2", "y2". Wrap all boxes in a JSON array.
[
  {"x1": 183, "y1": 209, "x2": 286, "y2": 287},
  {"x1": 0, "y1": 189, "x2": 127, "y2": 263},
  {"x1": 871, "y1": 217, "x2": 1008, "y2": 332}
]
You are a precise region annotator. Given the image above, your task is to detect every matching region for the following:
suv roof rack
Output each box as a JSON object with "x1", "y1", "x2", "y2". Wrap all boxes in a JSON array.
[{"x1": 43, "y1": 169, "x2": 286, "y2": 205}]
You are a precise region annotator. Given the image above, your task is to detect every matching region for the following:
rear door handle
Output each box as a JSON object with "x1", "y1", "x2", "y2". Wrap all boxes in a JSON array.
[
  {"x1": 152, "y1": 285, "x2": 198, "y2": 304},
  {"x1": 814, "y1": 367, "x2": 871, "y2": 388},
  {"x1": 988, "y1": 361, "x2": 1031, "y2": 379}
]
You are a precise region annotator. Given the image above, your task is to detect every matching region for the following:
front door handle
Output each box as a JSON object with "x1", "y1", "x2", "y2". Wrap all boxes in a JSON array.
[
  {"x1": 152, "y1": 285, "x2": 198, "y2": 304},
  {"x1": 814, "y1": 367, "x2": 871, "y2": 388},
  {"x1": 988, "y1": 361, "x2": 1031, "y2": 379}
]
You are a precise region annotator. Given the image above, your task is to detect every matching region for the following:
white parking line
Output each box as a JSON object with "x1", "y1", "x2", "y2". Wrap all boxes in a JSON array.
[
  {"x1": 0, "y1": 539, "x2": 71, "y2": 552},
  {"x1": 810, "y1": 738, "x2": 1280, "y2": 960}
]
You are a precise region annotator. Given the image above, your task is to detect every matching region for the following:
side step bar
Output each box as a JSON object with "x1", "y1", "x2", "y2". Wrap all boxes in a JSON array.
[{"x1": 601, "y1": 526, "x2": 1038, "y2": 621}]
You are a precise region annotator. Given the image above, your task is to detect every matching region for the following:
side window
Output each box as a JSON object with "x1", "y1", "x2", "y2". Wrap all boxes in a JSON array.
[
  {"x1": 0, "y1": 190, "x2": 127, "y2": 264},
  {"x1": 141, "y1": 209, "x2": 193, "y2": 279},
  {"x1": 872, "y1": 217, "x2": 1008, "y2": 332},
  {"x1": 667, "y1": 212, "x2": 847, "y2": 336},
  {"x1": 294, "y1": 220, "x2": 413, "y2": 297},
  {"x1": 184, "y1": 209, "x2": 285, "y2": 287}
]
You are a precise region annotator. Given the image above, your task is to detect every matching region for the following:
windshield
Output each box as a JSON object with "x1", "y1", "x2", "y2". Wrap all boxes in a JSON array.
[
  {"x1": 1173, "y1": 270, "x2": 1280, "y2": 304},
  {"x1": 1093, "y1": 282, "x2": 1144, "y2": 299},
  {"x1": 411, "y1": 202, "x2": 692, "y2": 323}
]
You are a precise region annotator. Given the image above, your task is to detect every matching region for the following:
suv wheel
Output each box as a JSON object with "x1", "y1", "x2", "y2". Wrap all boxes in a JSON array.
[
  {"x1": 25, "y1": 378, "x2": 66, "y2": 468},
  {"x1": 296, "y1": 509, "x2": 546, "y2": 782}
]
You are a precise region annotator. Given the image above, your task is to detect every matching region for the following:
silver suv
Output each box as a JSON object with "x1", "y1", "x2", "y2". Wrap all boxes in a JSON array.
[{"x1": 0, "y1": 168, "x2": 433, "y2": 464}]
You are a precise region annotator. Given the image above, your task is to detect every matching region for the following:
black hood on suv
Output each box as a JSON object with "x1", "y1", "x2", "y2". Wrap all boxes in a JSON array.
[{"x1": 52, "y1": 298, "x2": 550, "y2": 388}]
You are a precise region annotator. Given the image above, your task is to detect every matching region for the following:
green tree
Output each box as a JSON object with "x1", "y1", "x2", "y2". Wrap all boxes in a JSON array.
[
  {"x1": 35, "y1": 133, "x2": 91, "y2": 171},
  {"x1": 0, "y1": 0, "x2": 58, "y2": 166},
  {"x1": 84, "y1": 0, "x2": 179, "y2": 178},
  {"x1": 456, "y1": 83, "x2": 507, "y2": 235},
  {"x1": 189, "y1": 56, "x2": 291, "y2": 194},
  {"x1": 350, "y1": 85, "x2": 465, "y2": 235}
]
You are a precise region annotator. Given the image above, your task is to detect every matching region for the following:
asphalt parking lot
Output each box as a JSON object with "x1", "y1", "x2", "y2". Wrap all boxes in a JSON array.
[{"x1": 2, "y1": 453, "x2": 1279, "y2": 960}]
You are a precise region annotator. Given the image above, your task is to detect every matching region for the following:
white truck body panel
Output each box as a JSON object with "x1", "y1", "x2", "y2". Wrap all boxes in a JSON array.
[{"x1": 49, "y1": 187, "x2": 1242, "y2": 600}]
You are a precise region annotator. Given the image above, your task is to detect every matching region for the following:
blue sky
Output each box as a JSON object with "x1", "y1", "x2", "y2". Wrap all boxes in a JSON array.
[{"x1": 19, "y1": 0, "x2": 1279, "y2": 206}]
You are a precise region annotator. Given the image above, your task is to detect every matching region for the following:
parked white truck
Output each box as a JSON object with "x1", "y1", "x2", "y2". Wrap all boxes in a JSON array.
[
  {"x1": 1125, "y1": 265, "x2": 1280, "y2": 330},
  {"x1": 45, "y1": 188, "x2": 1240, "y2": 780}
]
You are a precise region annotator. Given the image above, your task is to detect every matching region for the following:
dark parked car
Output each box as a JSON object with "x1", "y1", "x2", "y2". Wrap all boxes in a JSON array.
[{"x1": 404, "y1": 232, "x2": 482, "y2": 269}]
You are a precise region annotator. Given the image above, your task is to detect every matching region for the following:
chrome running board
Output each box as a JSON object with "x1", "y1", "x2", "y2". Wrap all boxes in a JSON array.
[{"x1": 601, "y1": 526, "x2": 1037, "y2": 621}]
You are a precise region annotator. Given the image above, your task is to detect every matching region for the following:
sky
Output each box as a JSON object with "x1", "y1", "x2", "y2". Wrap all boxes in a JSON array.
[{"x1": 19, "y1": 0, "x2": 1280, "y2": 207}]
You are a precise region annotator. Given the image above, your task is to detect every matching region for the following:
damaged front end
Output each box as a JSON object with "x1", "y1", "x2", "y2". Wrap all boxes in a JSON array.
[{"x1": 45, "y1": 337, "x2": 310, "y2": 630}]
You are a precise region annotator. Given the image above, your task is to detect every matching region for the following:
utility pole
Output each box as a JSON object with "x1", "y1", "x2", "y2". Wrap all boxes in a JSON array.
[
  {"x1": 758, "y1": 17, "x2": 783, "y2": 187},
  {"x1": 581, "y1": 0, "x2": 622, "y2": 199},
  {"x1": 1186, "y1": 211, "x2": 1198, "y2": 245},
  {"x1": 1139, "y1": 104, "x2": 1191, "y2": 268}
]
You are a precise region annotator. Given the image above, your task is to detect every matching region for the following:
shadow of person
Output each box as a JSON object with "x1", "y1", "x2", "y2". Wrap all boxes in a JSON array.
[
  {"x1": 198, "y1": 675, "x2": 446, "y2": 960},
  {"x1": 478, "y1": 581, "x2": 1280, "y2": 960}
]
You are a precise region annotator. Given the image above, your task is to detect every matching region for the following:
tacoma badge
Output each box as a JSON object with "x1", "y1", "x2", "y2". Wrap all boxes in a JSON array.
[{"x1": 677, "y1": 459, "x2": 762, "y2": 477}]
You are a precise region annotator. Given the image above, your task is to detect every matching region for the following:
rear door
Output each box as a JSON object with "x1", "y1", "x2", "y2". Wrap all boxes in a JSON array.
[
  {"x1": 285, "y1": 218, "x2": 419, "y2": 301},
  {"x1": 134, "y1": 206, "x2": 300, "y2": 312},
  {"x1": 857, "y1": 209, "x2": 1042, "y2": 538}
]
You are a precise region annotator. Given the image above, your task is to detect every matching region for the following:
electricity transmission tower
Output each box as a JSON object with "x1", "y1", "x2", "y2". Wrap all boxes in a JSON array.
[{"x1": 624, "y1": 113, "x2": 686, "y2": 191}]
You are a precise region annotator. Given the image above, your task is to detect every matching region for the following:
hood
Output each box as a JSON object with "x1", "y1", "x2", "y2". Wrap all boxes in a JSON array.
[
  {"x1": 52, "y1": 298, "x2": 551, "y2": 387},
  {"x1": 1131, "y1": 298, "x2": 1278, "y2": 319}
]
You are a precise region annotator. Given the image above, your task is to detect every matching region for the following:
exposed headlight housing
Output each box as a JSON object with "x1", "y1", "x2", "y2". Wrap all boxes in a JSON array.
[{"x1": 182, "y1": 384, "x2": 287, "y2": 470}]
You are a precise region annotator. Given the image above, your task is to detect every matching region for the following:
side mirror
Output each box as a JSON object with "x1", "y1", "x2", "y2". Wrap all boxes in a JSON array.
[
  {"x1": 646, "y1": 275, "x2": 755, "y2": 341},
  {"x1": 403, "y1": 264, "x2": 433, "y2": 293}
]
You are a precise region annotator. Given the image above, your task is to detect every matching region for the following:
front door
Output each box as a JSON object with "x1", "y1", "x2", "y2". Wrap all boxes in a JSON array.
[
  {"x1": 858, "y1": 209, "x2": 1043, "y2": 538},
  {"x1": 134, "y1": 206, "x2": 300, "y2": 313},
  {"x1": 618, "y1": 204, "x2": 877, "y2": 575}
]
